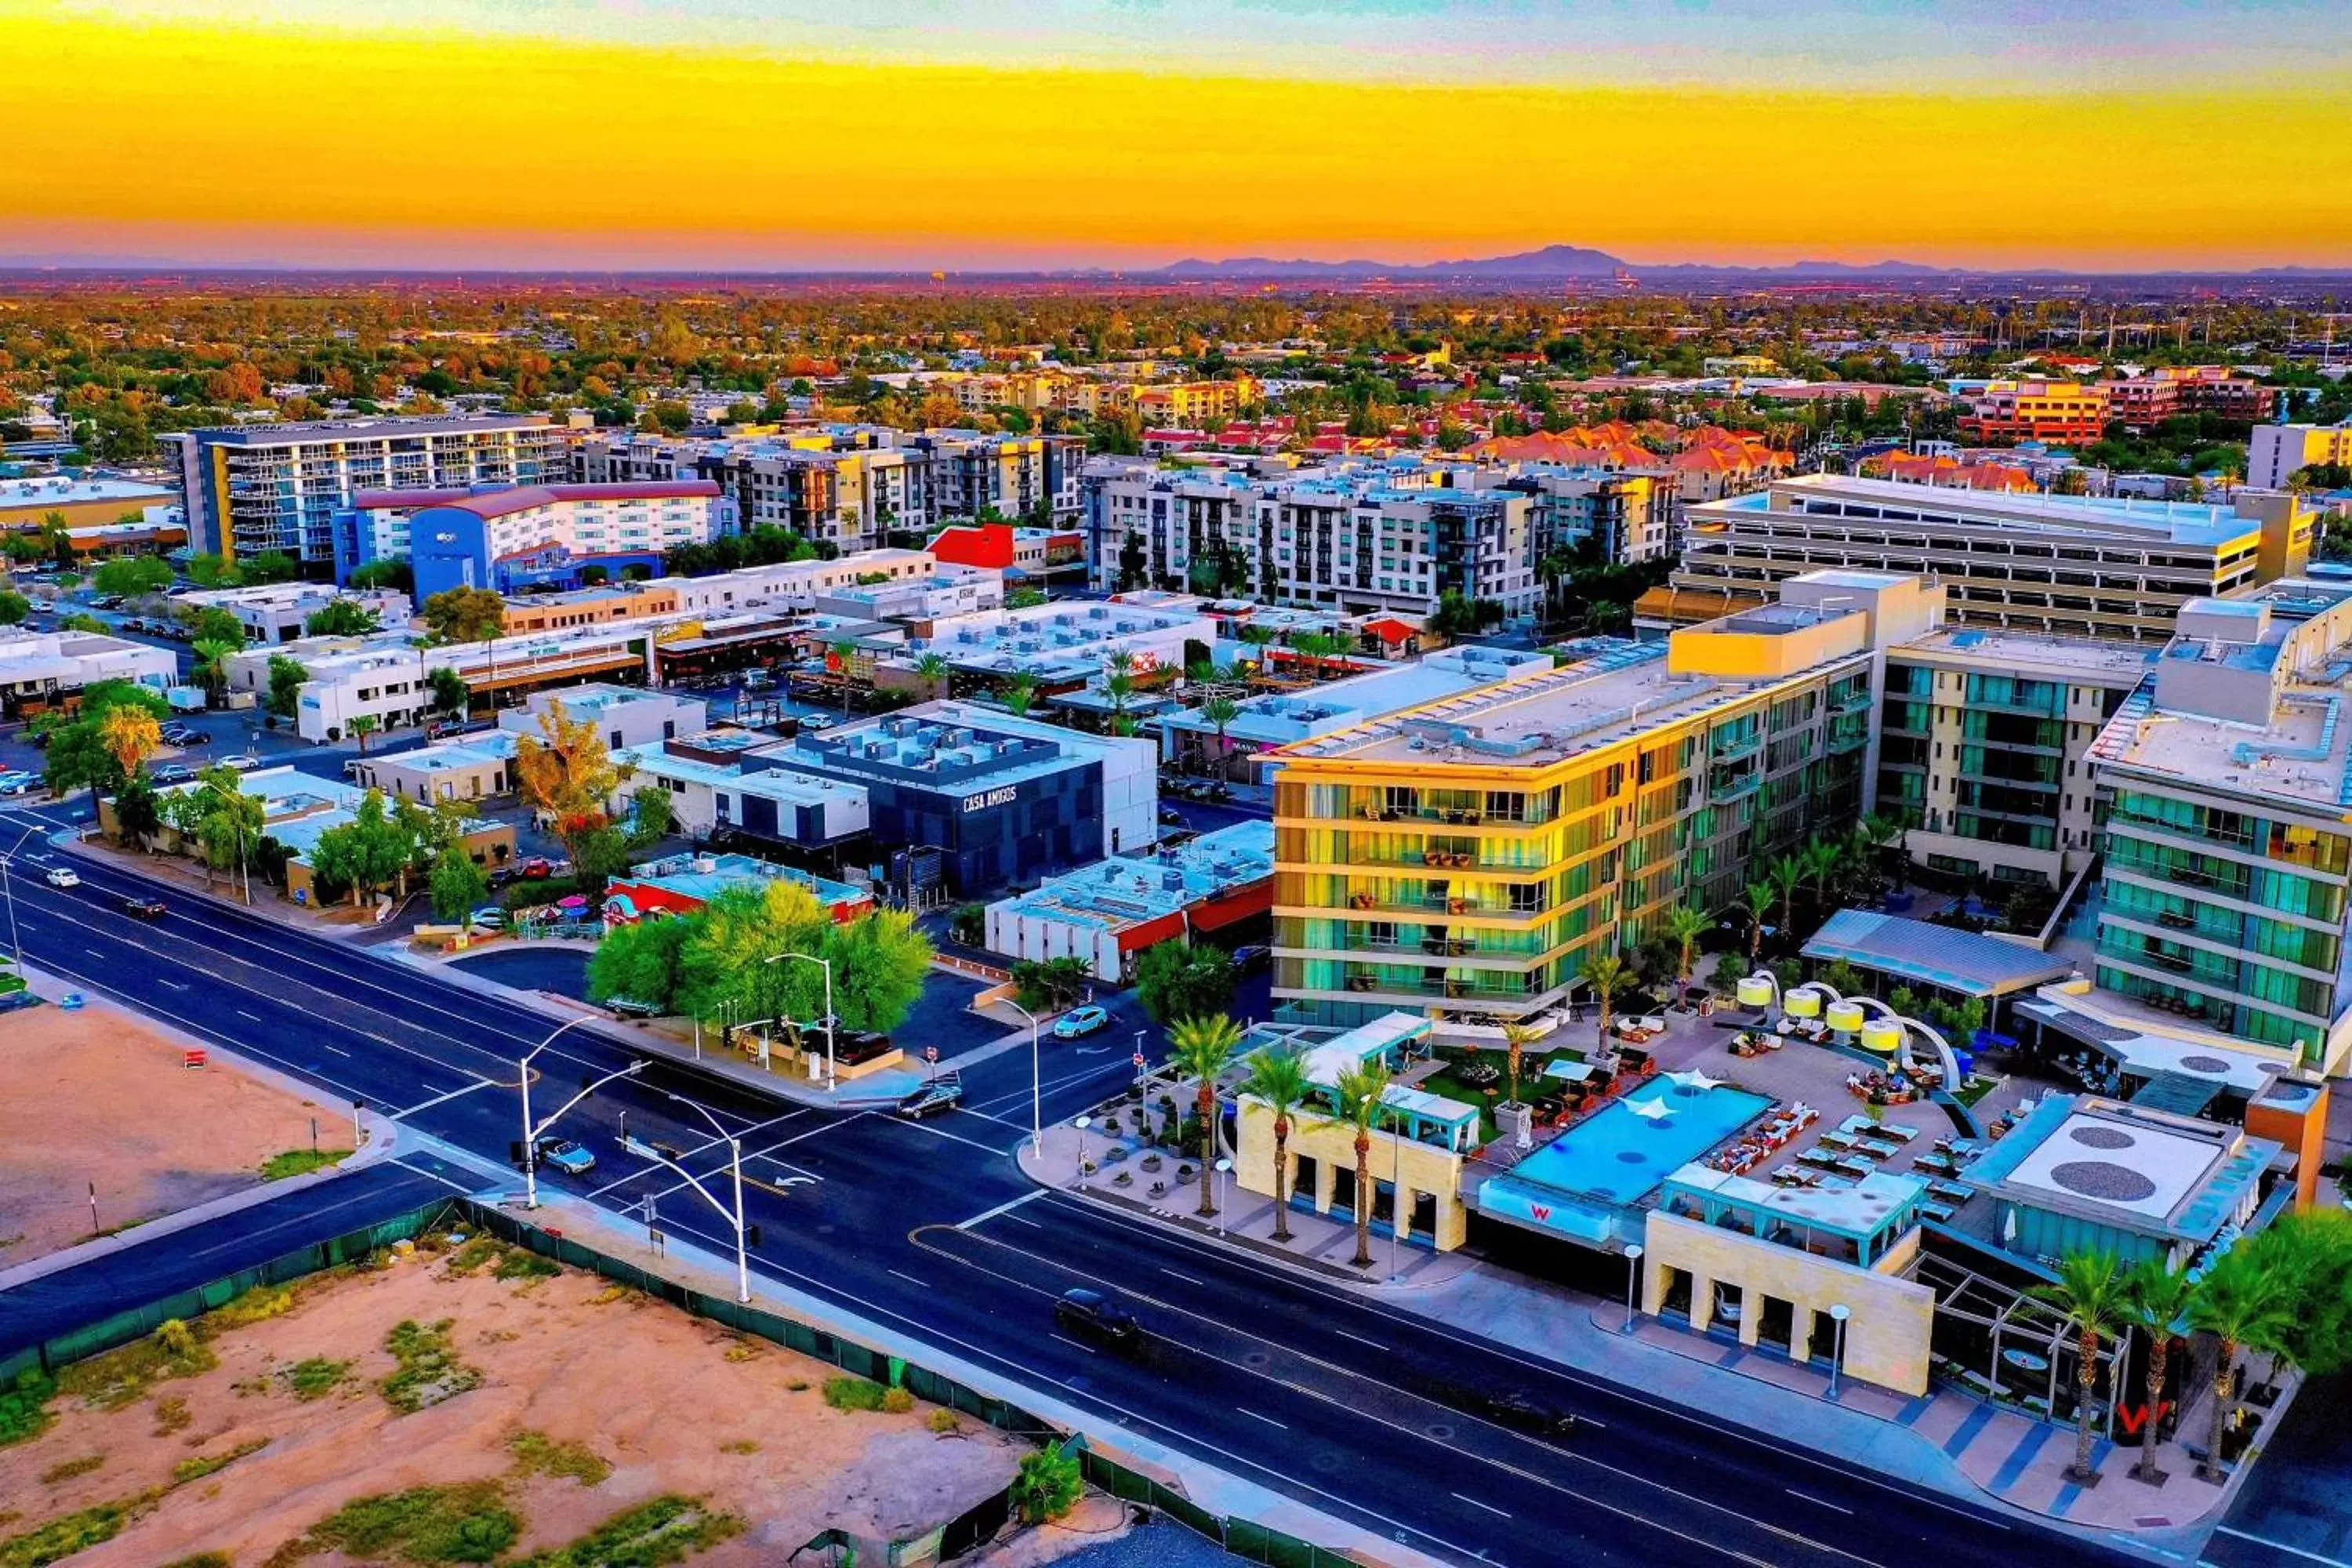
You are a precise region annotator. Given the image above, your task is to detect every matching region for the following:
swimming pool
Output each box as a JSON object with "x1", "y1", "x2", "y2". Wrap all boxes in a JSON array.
[{"x1": 1502, "y1": 1077, "x2": 1771, "y2": 1205}]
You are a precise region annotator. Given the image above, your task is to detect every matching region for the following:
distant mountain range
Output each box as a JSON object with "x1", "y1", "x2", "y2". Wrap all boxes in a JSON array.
[{"x1": 1138, "y1": 245, "x2": 2347, "y2": 281}]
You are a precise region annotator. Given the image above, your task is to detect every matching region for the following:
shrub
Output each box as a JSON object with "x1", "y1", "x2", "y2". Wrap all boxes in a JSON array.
[
  {"x1": 56, "y1": 1322, "x2": 216, "y2": 1410},
  {"x1": 0, "y1": 1494, "x2": 161, "y2": 1566},
  {"x1": 285, "y1": 1358, "x2": 350, "y2": 1401},
  {"x1": 507, "y1": 1430, "x2": 610, "y2": 1486},
  {"x1": 260, "y1": 1149, "x2": 349, "y2": 1181},
  {"x1": 380, "y1": 1319, "x2": 481, "y2": 1414},
  {"x1": 821, "y1": 1377, "x2": 887, "y2": 1413},
  {"x1": 162, "y1": 1555, "x2": 234, "y2": 1568},
  {"x1": 172, "y1": 1439, "x2": 266, "y2": 1485},
  {"x1": 266, "y1": 1480, "x2": 517, "y2": 1566},
  {"x1": 38, "y1": 1454, "x2": 105, "y2": 1486},
  {"x1": 927, "y1": 1408, "x2": 960, "y2": 1434},
  {"x1": 0, "y1": 1370, "x2": 56, "y2": 1447},
  {"x1": 1011, "y1": 1439, "x2": 1083, "y2": 1524},
  {"x1": 503, "y1": 1494, "x2": 741, "y2": 1568},
  {"x1": 880, "y1": 1387, "x2": 914, "y2": 1415},
  {"x1": 491, "y1": 1248, "x2": 559, "y2": 1283}
]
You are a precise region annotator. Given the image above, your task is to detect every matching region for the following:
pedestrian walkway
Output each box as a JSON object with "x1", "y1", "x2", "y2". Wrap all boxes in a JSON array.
[{"x1": 1015, "y1": 1120, "x2": 1480, "y2": 1293}]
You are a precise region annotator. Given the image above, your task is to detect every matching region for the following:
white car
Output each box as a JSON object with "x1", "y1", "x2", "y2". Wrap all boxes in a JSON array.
[
  {"x1": 217, "y1": 753, "x2": 262, "y2": 771},
  {"x1": 44, "y1": 867, "x2": 79, "y2": 888}
]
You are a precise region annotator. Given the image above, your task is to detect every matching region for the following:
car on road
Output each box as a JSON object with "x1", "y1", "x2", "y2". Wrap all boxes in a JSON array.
[
  {"x1": 159, "y1": 724, "x2": 202, "y2": 746},
  {"x1": 534, "y1": 1138, "x2": 596, "y2": 1176},
  {"x1": 1483, "y1": 1388, "x2": 1581, "y2": 1439},
  {"x1": 895, "y1": 1075, "x2": 964, "y2": 1119},
  {"x1": 1053, "y1": 1287, "x2": 1141, "y2": 1348},
  {"x1": 1157, "y1": 806, "x2": 1187, "y2": 826},
  {"x1": 1052, "y1": 1004, "x2": 1110, "y2": 1040},
  {"x1": 607, "y1": 997, "x2": 660, "y2": 1019},
  {"x1": 517, "y1": 857, "x2": 554, "y2": 879},
  {"x1": 122, "y1": 895, "x2": 168, "y2": 920},
  {"x1": 149, "y1": 764, "x2": 194, "y2": 786},
  {"x1": 44, "y1": 867, "x2": 80, "y2": 888},
  {"x1": 217, "y1": 753, "x2": 261, "y2": 771}
]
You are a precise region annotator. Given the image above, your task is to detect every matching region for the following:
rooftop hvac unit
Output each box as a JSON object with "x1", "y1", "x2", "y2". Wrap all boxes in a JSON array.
[
  {"x1": 1162, "y1": 870, "x2": 1187, "y2": 891},
  {"x1": 1088, "y1": 607, "x2": 1108, "y2": 620}
]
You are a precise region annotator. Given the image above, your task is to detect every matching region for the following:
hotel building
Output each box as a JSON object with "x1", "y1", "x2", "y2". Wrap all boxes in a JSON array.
[
  {"x1": 1266, "y1": 572, "x2": 1944, "y2": 1035},
  {"x1": 337, "y1": 480, "x2": 722, "y2": 593},
  {"x1": 1956, "y1": 380, "x2": 2111, "y2": 445},
  {"x1": 166, "y1": 415, "x2": 569, "y2": 567},
  {"x1": 1678, "y1": 474, "x2": 2315, "y2": 644}
]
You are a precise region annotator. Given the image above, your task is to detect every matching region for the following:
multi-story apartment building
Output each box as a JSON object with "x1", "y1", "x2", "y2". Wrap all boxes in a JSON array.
[
  {"x1": 2096, "y1": 369, "x2": 2278, "y2": 433},
  {"x1": 1506, "y1": 467, "x2": 1679, "y2": 563},
  {"x1": 2249, "y1": 422, "x2": 2352, "y2": 489},
  {"x1": 1678, "y1": 473, "x2": 2315, "y2": 643},
  {"x1": 165, "y1": 415, "x2": 568, "y2": 567},
  {"x1": 1085, "y1": 457, "x2": 1547, "y2": 619},
  {"x1": 339, "y1": 480, "x2": 722, "y2": 595},
  {"x1": 1266, "y1": 572, "x2": 1943, "y2": 1034},
  {"x1": 1874, "y1": 626, "x2": 2151, "y2": 888},
  {"x1": 2087, "y1": 590, "x2": 2352, "y2": 1073},
  {"x1": 1132, "y1": 379, "x2": 1257, "y2": 427},
  {"x1": 1958, "y1": 380, "x2": 2111, "y2": 445}
]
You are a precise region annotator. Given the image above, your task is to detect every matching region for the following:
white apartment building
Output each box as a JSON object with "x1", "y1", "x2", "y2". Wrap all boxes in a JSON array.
[
  {"x1": 0, "y1": 627, "x2": 180, "y2": 719},
  {"x1": 338, "y1": 480, "x2": 721, "y2": 588},
  {"x1": 165, "y1": 414, "x2": 569, "y2": 566}
]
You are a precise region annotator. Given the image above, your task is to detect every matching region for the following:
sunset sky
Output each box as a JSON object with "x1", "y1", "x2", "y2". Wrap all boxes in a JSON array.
[{"x1": 6, "y1": 0, "x2": 2348, "y2": 271}]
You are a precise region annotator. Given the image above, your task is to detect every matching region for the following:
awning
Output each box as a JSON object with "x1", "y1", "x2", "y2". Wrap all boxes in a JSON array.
[{"x1": 1802, "y1": 909, "x2": 2075, "y2": 1000}]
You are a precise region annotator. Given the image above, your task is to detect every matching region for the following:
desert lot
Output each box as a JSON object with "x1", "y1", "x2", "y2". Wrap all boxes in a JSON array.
[
  {"x1": 0, "y1": 1233, "x2": 1023, "y2": 1566},
  {"x1": 0, "y1": 996, "x2": 337, "y2": 1265}
]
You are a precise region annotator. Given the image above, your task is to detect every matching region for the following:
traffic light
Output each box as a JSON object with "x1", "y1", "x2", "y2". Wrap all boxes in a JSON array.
[{"x1": 744, "y1": 1224, "x2": 762, "y2": 1248}]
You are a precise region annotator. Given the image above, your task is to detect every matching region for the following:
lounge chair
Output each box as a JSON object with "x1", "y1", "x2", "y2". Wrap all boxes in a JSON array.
[
  {"x1": 1881, "y1": 1123, "x2": 1922, "y2": 1142},
  {"x1": 1818, "y1": 1130, "x2": 1856, "y2": 1150},
  {"x1": 1834, "y1": 1156, "x2": 1874, "y2": 1179}
]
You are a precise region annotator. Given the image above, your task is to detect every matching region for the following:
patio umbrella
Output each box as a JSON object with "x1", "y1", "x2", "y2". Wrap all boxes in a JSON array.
[
  {"x1": 557, "y1": 895, "x2": 590, "y2": 911},
  {"x1": 1628, "y1": 1098, "x2": 1675, "y2": 1122},
  {"x1": 1668, "y1": 1069, "x2": 1725, "y2": 1092}
]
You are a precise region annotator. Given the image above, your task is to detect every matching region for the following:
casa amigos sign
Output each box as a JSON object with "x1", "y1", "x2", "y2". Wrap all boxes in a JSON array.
[{"x1": 961, "y1": 785, "x2": 1018, "y2": 813}]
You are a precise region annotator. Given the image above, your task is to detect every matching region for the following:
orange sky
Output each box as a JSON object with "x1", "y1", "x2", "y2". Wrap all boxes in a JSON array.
[{"x1": 7, "y1": 4, "x2": 2349, "y2": 270}]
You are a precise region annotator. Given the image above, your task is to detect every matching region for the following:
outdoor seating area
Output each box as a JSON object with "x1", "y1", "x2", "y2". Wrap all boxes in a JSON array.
[
  {"x1": 1727, "y1": 1029, "x2": 1784, "y2": 1058},
  {"x1": 1842, "y1": 1065, "x2": 1940, "y2": 1105},
  {"x1": 1698, "y1": 1100, "x2": 1817, "y2": 1175}
]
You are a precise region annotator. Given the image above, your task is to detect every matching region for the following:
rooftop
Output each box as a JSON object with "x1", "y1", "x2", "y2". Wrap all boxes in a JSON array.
[
  {"x1": 1162, "y1": 646, "x2": 1548, "y2": 746},
  {"x1": 1664, "y1": 1164, "x2": 1929, "y2": 1245},
  {"x1": 1718, "y1": 473, "x2": 2269, "y2": 548},
  {"x1": 1969, "y1": 1094, "x2": 2277, "y2": 1241},
  {"x1": 0, "y1": 474, "x2": 173, "y2": 507},
  {"x1": 607, "y1": 852, "x2": 866, "y2": 913},
  {"x1": 990, "y1": 821, "x2": 1276, "y2": 935},
  {"x1": 183, "y1": 414, "x2": 553, "y2": 445},
  {"x1": 1802, "y1": 909, "x2": 2078, "y2": 1000},
  {"x1": 1893, "y1": 626, "x2": 2160, "y2": 683}
]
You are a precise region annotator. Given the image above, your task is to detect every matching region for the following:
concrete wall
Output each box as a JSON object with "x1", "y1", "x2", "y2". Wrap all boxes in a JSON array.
[
  {"x1": 984, "y1": 905, "x2": 1123, "y2": 981},
  {"x1": 1235, "y1": 1098, "x2": 1468, "y2": 1252},
  {"x1": 1639, "y1": 1209, "x2": 1936, "y2": 1396}
]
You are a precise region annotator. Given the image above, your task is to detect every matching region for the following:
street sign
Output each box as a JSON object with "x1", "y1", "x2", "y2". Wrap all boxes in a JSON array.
[
  {"x1": 1132, "y1": 1052, "x2": 1146, "y2": 1069},
  {"x1": 924, "y1": 1047, "x2": 939, "y2": 1063}
]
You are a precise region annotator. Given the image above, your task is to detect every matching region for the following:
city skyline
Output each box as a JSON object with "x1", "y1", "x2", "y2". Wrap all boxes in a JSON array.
[{"x1": 7, "y1": 0, "x2": 2350, "y2": 274}]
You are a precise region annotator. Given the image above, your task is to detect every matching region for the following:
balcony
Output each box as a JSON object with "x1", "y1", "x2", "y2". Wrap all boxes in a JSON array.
[
  {"x1": 1710, "y1": 768, "x2": 1762, "y2": 804},
  {"x1": 1710, "y1": 732, "x2": 1762, "y2": 763}
]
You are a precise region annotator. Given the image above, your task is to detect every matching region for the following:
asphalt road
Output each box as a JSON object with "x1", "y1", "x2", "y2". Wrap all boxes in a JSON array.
[{"x1": 1, "y1": 799, "x2": 2143, "y2": 1568}]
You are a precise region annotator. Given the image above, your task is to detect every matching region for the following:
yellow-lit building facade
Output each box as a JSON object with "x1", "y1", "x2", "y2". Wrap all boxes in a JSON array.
[{"x1": 1269, "y1": 574, "x2": 1944, "y2": 1032}]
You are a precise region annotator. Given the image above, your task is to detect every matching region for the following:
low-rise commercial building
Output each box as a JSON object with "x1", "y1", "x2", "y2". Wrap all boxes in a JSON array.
[
  {"x1": 984, "y1": 820, "x2": 1276, "y2": 980},
  {"x1": 2249, "y1": 421, "x2": 2352, "y2": 489},
  {"x1": 616, "y1": 731, "x2": 873, "y2": 848},
  {"x1": 350, "y1": 732, "x2": 518, "y2": 806},
  {"x1": 178, "y1": 583, "x2": 412, "y2": 645},
  {"x1": 0, "y1": 474, "x2": 176, "y2": 534},
  {"x1": 602, "y1": 851, "x2": 873, "y2": 925},
  {"x1": 498, "y1": 684, "x2": 706, "y2": 752},
  {"x1": 0, "y1": 626, "x2": 180, "y2": 719},
  {"x1": 340, "y1": 479, "x2": 722, "y2": 594}
]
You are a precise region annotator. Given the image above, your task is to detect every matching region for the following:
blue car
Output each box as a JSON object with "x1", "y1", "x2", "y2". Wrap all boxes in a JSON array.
[
  {"x1": 534, "y1": 1138, "x2": 596, "y2": 1176},
  {"x1": 1052, "y1": 1004, "x2": 1111, "y2": 1040}
]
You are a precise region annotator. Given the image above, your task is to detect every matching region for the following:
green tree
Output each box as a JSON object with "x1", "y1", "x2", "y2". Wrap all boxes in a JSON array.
[
  {"x1": 2185, "y1": 1246, "x2": 2296, "y2": 1482},
  {"x1": 587, "y1": 915, "x2": 695, "y2": 1012},
  {"x1": 2123, "y1": 1258, "x2": 2194, "y2": 1485},
  {"x1": 426, "y1": 666, "x2": 471, "y2": 723},
  {"x1": 190, "y1": 637, "x2": 240, "y2": 706},
  {"x1": 429, "y1": 848, "x2": 491, "y2": 922},
  {"x1": 1135, "y1": 940, "x2": 1236, "y2": 1025},
  {"x1": 1738, "y1": 880, "x2": 1777, "y2": 967},
  {"x1": 2244, "y1": 1207, "x2": 2352, "y2": 1377},
  {"x1": 348, "y1": 713, "x2": 379, "y2": 753},
  {"x1": 1011, "y1": 1438, "x2": 1083, "y2": 1525},
  {"x1": 1769, "y1": 854, "x2": 1804, "y2": 932},
  {"x1": 304, "y1": 598, "x2": 381, "y2": 637},
  {"x1": 673, "y1": 879, "x2": 836, "y2": 1031},
  {"x1": 0, "y1": 590, "x2": 27, "y2": 626},
  {"x1": 1240, "y1": 1046, "x2": 1311, "y2": 1242},
  {"x1": 185, "y1": 553, "x2": 240, "y2": 589},
  {"x1": 265, "y1": 655, "x2": 310, "y2": 720},
  {"x1": 91, "y1": 555, "x2": 172, "y2": 599},
  {"x1": 57, "y1": 612, "x2": 108, "y2": 633},
  {"x1": 2035, "y1": 1251, "x2": 2134, "y2": 1483},
  {"x1": 350, "y1": 560, "x2": 414, "y2": 593},
  {"x1": 1334, "y1": 1058, "x2": 1393, "y2": 1269},
  {"x1": 307, "y1": 790, "x2": 417, "y2": 908},
  {"x1": 41, "y1": 681, "x2": 169, "y2": 798},
  {"x1": 1196, "y1": 695, "x2": 1240, "y2": 775},
  {"x1": 1011, "y1": 956, "x2": 1091, "y2": 1014},
  {"x1": 1661, "y1": 903, "x2": 1709, "y2": 1005},
  {"x1": 112, "y1": 775, "x2": 162, "y2": 849},
  {"x1": 420, "y1": 586, "x2": 506, "y2": 644},
  {"x1": 1577, "y1": 949, "x2": 1633, "y2": 1056},
  {"x1": 1000, "y1": 671, "x2": 1039, "y2": 718},
  {"x1": 948, "y1": 902, "x2": 987, "y2": 946},
  {"x1": 1167, "y1": 1013, "x2": 1243, "y2": 1218},
  {"x1": 826, "y1": 906, "x2": 935, "y2": 1034},
  {"x1": 1501, "y1": 1020, "x2": 1538, "y2": 1109},
  {"x1": 241, "y1": 551, "x2": 299, "y2": 585}
]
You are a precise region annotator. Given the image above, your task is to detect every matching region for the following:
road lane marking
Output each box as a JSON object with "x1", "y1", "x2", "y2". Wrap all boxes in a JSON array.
[
  {"x1": 1047, "y1": 1333, "x2": 1096, "y2": 1356},
  {"x1": 886, "y1": 1268, "x2": 930, "y2": 1288},
  {"x1": 1237, "y1": 1409, "x2": 1287, "y2": 1429},
  {"x1": 1330, "y1": 1327, "x2": 1385, "y2": 1349},
  {"x1": 895, "y1": 1116, "x2": 1015, "y2": 1156},
  {"x1": 235, "y1": 1008, "x2": 262, "y2": 1022},
  {"x1": 324, "y1": 1044, "x2": 352, "y2": 1057},
  {"x1": 2212, "y1": 1527, "x2": 2352, "y2": 1568},
  {"x1": 958, "y1": 1189, "x2": 1048, "y2": 1230},
  {"x1": 1160, "y1": 1268, "x2": 1206, "y2": 1287},
  {"x1": 393, "y1": 1080, "x2": 497, "y2": 1119},
  {"x1": 1452, "y1": 1493, "x2": 1511, "y2": 1519},
  {"x1": 1785, "y1": 1490, "x2": 1854, "y2": 1516}
]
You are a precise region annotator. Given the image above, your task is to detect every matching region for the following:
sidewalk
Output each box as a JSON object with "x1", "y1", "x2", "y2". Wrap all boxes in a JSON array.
[{"x1": 1008, "y1": 1089, "x2": 2240, "y2": 1558}]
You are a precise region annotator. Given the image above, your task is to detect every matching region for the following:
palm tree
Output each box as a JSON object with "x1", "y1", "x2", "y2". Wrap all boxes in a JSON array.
[
  {"x1": 1769, "y1": 854, "x2": 1805, "y2": 933},
  {"x1": 1240, "y1": 1046, "x2": 1310, "y2": 1243},
  {"x1": 1501, "y1": 1021, "x2": 1537, "y2": 1109},
  {"x1": 2123, "y1": 1258, "x2": 2194, "y2": 1485},
  {"x1": 2185, "y1": 1247, "x2": 2296, "y2": 1482},
  {"x1": 2035, "y1": 1251, "x2": 2134, "y2": 1483},
  {"x1": 350, "y1": 714, "x2": 379, "y2": 753},
  {"x1": 1167, "y1": 1014, "x2": 1243, "y2": 1218},
  {"x1": 1860, "y1": 811, "x2": 1907, "y2": 889},
  {"x1": 1198, "y1": 695, "x2": 1240, "y2": 779},
  {"x1": 1661, "y1": 904, "x2": 1709, "y2": 1007},
  {"x1": 1578, "y1": 950, "x2": 1632, "y2": 1057},
  {"x1": 829, "y1": 638, "x2": 858, "y2": 711},
  {"x1": 1001, "y1": 671, "x2": 1038, "y2": 717},
  {"x1": 913, "y1": 651, "x2": 950, "y2": 699},
  {"x1": 1334, "y1": 1058, "x2": 1393, "y2": 1269},
  {"x1": 98, "y1": 703, "x2": 161, "y2": 782},
  {"x1": 191, "y1": 637, "x2": 239, "y2": 706},
  {"x1": 1103, "y1": 671, "x2": 1137, "y2": 735},
  {"x1": 1800, "y1": 837, "x2": 1844, "y2": 909},
  {"x1": 1739, "y1": 881, "x2": 1777, "y2": 967}
]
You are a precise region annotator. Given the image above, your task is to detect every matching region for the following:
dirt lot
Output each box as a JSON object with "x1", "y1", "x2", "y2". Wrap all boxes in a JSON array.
[
  {"x1": 0, "y1": 1235, "x2": 1024, "y2": 1566},
  {"x1": 0, "y1": 996, "x2": 336, "y2": 1264}
]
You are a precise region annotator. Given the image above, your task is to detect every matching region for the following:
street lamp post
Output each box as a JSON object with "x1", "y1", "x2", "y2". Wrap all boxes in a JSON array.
[
  {"x1": 1828, "y1": 1304, "x2": 1851, "y2": 1399},
  {"x1": 1006, "y1": 1000, "x2": 1043, "y2": 1158},
  {"x1": 1215, "y1": 1157, "x2": 1232, "y2": 1236},
  {"x1": 666, "y1": 1093, "x2": 751, "y2": 1306},
  {"x1": 1073, "y1": 1116, "x2": 1091, "y2": 1190},
  {"x1": 764, "y1": 951, "x2": 835, "y2": 1090},
  {"x1": 1622, "y1": 1243, "x2": 1646, "y2": 1333},
  {"x1": 0, "y1": 855, "x2": 20, "y2": 975},
  {"x1": 517, "y1": 1014, "x2": 640, "y2": 1209}
]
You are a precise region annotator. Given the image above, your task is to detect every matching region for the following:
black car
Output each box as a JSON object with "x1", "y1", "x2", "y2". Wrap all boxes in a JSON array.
[
  {"x1": 122, "y1": 896, "x2": 169, "y2": 920},
  {"x1": 1483, "y1": 1388, "x2": 1581, "y2": 1439},
  {"x1": 1157, "y1": 806, "x2": 1187, "y2": 826},
  {"x1": 1054, "y1": 1287, "x2": 1141, "y2": 1348},
  {"x1": 895, "y1": 1075, "x2": 964, "y2": 1119}
]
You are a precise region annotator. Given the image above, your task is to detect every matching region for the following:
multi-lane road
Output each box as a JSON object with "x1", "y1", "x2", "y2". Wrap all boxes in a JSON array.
[{"x1": 0, "y1": 804, "x2": 2151, "y2": 1568}]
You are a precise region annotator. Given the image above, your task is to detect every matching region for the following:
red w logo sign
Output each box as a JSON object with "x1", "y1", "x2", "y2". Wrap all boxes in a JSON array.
[
  {"x1": 1530, "y1": 1204, "x2": 1552, "y2": 1221},
  {"x1": 2116, "y1": 1400, "x2": 2174, "y2": 1436}
]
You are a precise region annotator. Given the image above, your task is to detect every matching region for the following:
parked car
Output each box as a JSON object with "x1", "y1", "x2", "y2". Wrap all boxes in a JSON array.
[
  {"x1": 895, "y1": 1075, "x2": 964, "y2": 1119},
  {"x1": 122, "y1": 895, "x2": 168, "y2": 920},
  {"x1": 1483, "y1": 1388, "x2": 1581, "y2": 1439},
  {"x1": 44, "y1": 867, "x2": 79, "y2": 888},
  {"x1": 149, "y1": 764, "x2": 194, "y2": 786},
  {"x1": 1053, "y1": 1287, "x2": 1141, "y2": 1348},
  {"x1": 534, "y1": 1138, "x2": 596, "y2": 1176},
  {"x1": 1052, "y1": 1004, "x2": 1111, "y2": 1040},
  {"x1": 608, "y1": 997, "x2": 660, "y2": 1019},
  {"x1": 1230, "y1": 944, "x2": 1270, "y2": 972},
  {"x1": 0, "y1": 771, "x2": 38, "y2": 796},
  {"x1": 216, "y1": 753, "x2": 261, "y2": 771},
  {"x1": 1200, "y1": 782, "x2": 1234, "y2": 804},
  {"x1": 1157, "y1": 806, "x2": 1187, "y2": 826},
  {"x1": 517, "y1": 858, "x2": 554, "y2": 879}
]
